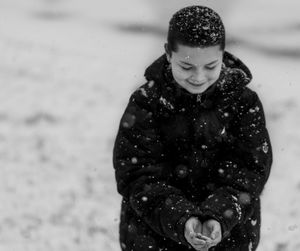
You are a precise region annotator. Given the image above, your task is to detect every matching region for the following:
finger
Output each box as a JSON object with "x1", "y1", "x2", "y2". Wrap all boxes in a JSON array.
[
  {"x1": 186, "y1": 231, "x2": 205, "y2": 246},
  {"x1": 191, "y1": 234, "x2": 207, "y2": 244},
  {"x1": 191, "y1": 243, "x2": 208, "y2": 251},
  {"x1": 193, "y1": 245, "x2": 209, "y2": 251},
  {"x1": 189, "y1": 231, "x2": 196, "y2": 238},
  {"x1": 212, "y1": 230, "x2": 221, "y2": 241},
  {"x1": 191, "y1": 238, "x2": 207, "y2": 246},
  {"x1": 197, "y1": 234, "x2": 214, "y2": 247},
  {"x1": 185, "y1": 217, "x2": 196, "y2": 233},
  {"x1": 201, "y1": 225, "x2": 210, "y2": 237},
  {"x1": 211, "y1": 229, "x2": 217, "y2": 239},
  {"x1": 196, "y1": 233, "x2": 212, "y2": 242},
  {"x1": 194, "y1": 221, "x2": 203, "y2": 233},
  {"x1": 210, "y1": 234, "x2": 222, "y2": 247},
  {"x1": 211, "y1": 223, "x2": 221, "y2": 237},
  {"x1": 184, "y1": 231, "x2": 193, "y2": 244}
]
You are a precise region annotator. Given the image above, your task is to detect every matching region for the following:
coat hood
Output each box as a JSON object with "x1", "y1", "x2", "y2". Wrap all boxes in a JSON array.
[{"x1": 144, "y1": 51, "x2": 252, "y2": 109}]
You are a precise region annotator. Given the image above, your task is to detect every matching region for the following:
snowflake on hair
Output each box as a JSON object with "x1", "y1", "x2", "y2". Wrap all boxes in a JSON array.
[{"x1": 168, "y1": 5, "x2": 225, "y2": 47}]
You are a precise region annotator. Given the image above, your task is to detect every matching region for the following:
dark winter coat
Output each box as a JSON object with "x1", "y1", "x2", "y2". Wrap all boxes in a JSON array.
[{"x1": 113, "y1": 51, "x2": 272, "y2": 251}]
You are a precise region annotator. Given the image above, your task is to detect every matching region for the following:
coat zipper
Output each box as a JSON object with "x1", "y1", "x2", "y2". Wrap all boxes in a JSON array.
[{"x1": 196, "y1": 94, "x2": 202, "y2": 103}]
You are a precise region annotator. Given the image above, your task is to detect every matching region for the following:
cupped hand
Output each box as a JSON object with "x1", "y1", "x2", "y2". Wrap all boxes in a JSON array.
[
  {"x1": 201, "y1": 219, "x2": 222, "y2": 248},
  {"x1": 184, "y1": 217, "x2": 208, "y2": 251}
]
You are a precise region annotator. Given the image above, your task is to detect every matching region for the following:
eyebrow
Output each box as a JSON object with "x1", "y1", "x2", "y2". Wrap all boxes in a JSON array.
[{"x1": 179, "y1": 59, "x2": 219, "y2": 66}]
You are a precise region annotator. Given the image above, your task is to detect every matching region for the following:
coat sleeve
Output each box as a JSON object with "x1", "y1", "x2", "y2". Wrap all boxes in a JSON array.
[
  {"x1": 113, "y1": 84, "x2": 202, "y2": 245},
  {"x1": 199, "y1": 90, "x2": 272, "y2": 238}
]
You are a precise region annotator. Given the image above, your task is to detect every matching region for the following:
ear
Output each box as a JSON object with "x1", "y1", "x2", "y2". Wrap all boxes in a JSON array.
[{"x1": 164, "y1": 43, "x2": 171, "y2": 62}]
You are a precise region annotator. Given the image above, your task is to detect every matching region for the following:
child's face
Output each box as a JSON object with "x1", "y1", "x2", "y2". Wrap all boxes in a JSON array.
[{"x1": 166, "y1": 44, "x2": 223, "y2": 94}]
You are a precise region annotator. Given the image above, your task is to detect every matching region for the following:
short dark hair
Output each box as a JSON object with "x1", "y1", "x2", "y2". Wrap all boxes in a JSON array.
[{"x1": 167, "y1": 6, "x2": 225, "y2": 53}]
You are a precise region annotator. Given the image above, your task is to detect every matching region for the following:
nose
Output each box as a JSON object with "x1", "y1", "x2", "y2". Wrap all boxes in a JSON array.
[{"x1": 190, "y1": 69, "x2": 206, "y2": 84}]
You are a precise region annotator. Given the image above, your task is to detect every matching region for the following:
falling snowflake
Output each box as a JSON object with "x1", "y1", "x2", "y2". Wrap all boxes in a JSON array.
[
  {"x1": 131, "y1": 157, "x2": 138, "y2": 164},
  {"x1": 141, "y1": 196, "x2": 148, "y2": 202},
  {"x1": 148, "y1": 80, "x2": 154, "y2": 88},
  {"x1": 218, "y1": 168, "x2": 224, "y2": 175},
  {"x1": 175, "y1": 164, "x2": 188, "y2": 178},
  {"x1": 224, "y1": 209, "x2": 234, "y2": 218},
  {"x1": 165, "y1": 198, "x2": 172, "y2": 206},
  {"x1": 239, "y1": 192, "x2": 251, "y2": 205},
  {"x1": 122, "y1": 113, "x2": 136, "y2": 128}
]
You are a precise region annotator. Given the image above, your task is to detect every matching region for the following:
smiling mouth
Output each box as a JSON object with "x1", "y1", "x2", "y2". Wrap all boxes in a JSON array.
[{"x1": 187, "y1": 81, "x2": 206, "y2": 87}]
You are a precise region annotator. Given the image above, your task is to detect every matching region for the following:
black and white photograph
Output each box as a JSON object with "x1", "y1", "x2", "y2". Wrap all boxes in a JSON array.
[{"x1": 0, "y1": 0, "x2": 299, "y2": 250}]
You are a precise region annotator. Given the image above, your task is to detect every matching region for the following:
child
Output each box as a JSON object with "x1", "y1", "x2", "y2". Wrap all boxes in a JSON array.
[{"x1": 113, "y1": 5, "x2": 272, "y2": 251}]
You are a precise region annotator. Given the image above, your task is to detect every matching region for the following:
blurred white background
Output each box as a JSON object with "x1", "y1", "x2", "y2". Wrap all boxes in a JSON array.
[{"x1": 0, "y1": 0, "x2": 299, "y2": 250}]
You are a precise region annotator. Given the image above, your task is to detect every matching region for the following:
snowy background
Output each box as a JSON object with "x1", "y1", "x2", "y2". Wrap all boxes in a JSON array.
[{"x1": 0, "y1": 0, "x2": 299, "y2": 250}]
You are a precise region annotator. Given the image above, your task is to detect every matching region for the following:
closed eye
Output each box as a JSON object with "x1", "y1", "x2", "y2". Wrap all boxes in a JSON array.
[
  {"x1": 180, "y1": 65, "x2": 192, "y2": 70},
  {"x1": 205, "y1": 65, "x2": 217, "y2": 70}
]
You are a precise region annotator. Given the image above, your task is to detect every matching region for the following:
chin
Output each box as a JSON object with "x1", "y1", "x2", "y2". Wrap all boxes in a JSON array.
[
  {"x1": 185, "y1": 86, "x2": 207, "y2": 94},
  {"x1": 186, "y1": 90, "x2": 201, "y2": 94}
]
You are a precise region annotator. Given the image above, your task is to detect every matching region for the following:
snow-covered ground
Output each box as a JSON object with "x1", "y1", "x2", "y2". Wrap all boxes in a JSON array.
[{"x1": 0, "y1": 0, "x2": 299, "y2": 250}]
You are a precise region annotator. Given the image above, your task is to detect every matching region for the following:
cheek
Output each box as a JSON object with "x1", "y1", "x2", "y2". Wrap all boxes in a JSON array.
[
  {"x1": 207, "y1": 72, "x2": 218, "y2": 80},
  {"x1": 207, "y1": 68, "x2": 222, "y2": 81},
  {"x1": 172, "y1": 66, "x2": 189, "y2": 81}
]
